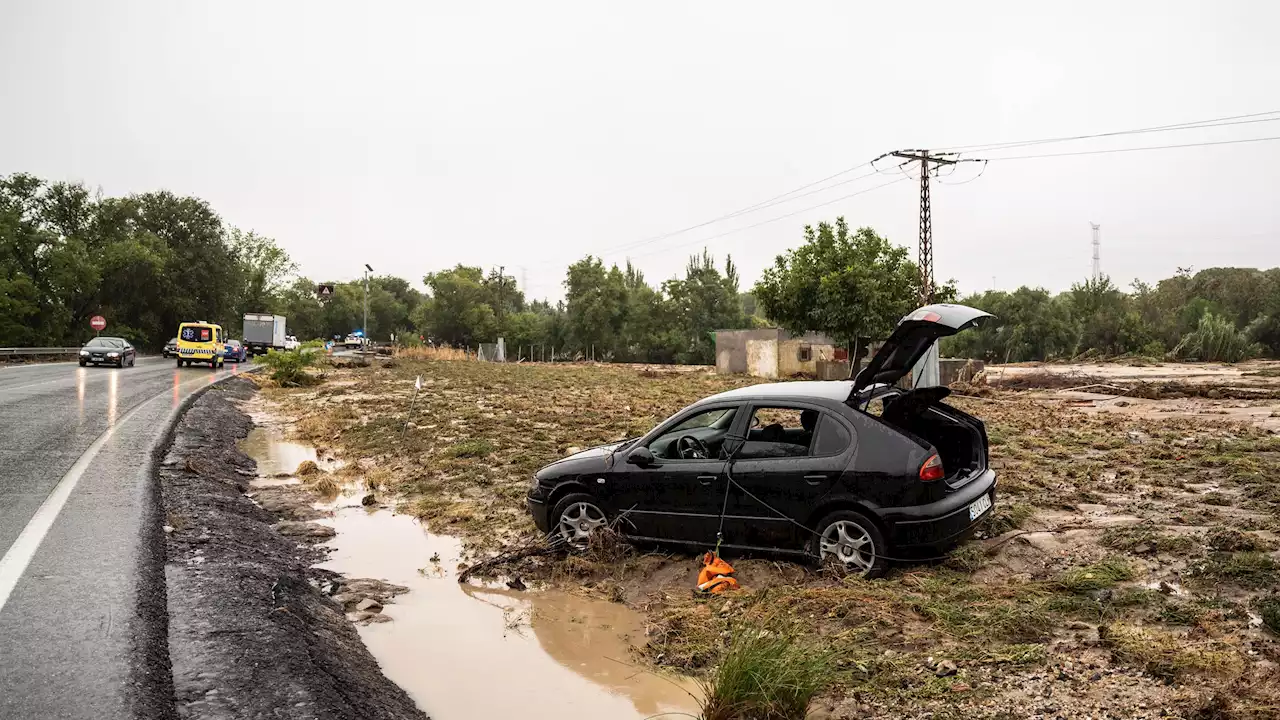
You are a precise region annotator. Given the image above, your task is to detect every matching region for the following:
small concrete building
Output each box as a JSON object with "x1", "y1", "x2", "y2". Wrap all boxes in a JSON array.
[{"x1": 714, "y1": 329, "x2": 850, "y2": 380}]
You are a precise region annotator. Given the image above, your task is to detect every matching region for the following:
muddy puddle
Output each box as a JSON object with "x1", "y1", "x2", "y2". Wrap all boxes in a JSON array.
[
  {"x1": 243, "y1": 425, "x2": 700, "y2": 720},
  {"x1": 239, "y1": 425, "x2": 339, "y2": 487}
]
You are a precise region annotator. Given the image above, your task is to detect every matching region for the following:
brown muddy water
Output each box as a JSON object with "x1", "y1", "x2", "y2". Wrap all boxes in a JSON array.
[{"x1": 242, "y1": 425, "x2": 700, "y2": 720}]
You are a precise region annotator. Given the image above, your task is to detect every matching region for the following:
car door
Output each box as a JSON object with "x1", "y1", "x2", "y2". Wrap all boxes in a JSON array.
[
  {"x1": 604, "y1": 404, "x2": 741, "y2": 546},
  {"x1": 723, "y1": 403, "x2": 856, "y2": 551}
]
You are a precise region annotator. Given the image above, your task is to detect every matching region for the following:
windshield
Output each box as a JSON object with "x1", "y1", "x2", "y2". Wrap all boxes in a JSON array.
[
  {"x1": 181, "y1": 326, "x2": 214, "y2": 343},
  {"x1": 227, "y1": 340, "x2": 241, "y2": 347},
  {"x1": 86, "y1": 337, "x2": 124, "y2": 349}
]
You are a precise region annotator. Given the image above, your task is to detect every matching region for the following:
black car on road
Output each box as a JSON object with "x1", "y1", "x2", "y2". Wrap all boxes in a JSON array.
[
  {"x1": 79, "y1": 337, "x2": 137, "y2": 368},
  {"x1": 162, "y1": 337, "x2": 179, "y2": 358},
  {"x1": 527, "y1": 303, "x2": 996, "y2": 577}
]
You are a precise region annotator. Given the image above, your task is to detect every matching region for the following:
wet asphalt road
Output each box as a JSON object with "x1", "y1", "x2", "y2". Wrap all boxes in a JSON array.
[{"x1": 0, "y1": 357, "x2": 248, "y2": 719}]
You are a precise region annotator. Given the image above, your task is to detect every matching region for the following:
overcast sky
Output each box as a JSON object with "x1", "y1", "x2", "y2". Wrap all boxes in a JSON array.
[{"x1": 3, "y1": 1, "x2": 1278, "y2": 302}]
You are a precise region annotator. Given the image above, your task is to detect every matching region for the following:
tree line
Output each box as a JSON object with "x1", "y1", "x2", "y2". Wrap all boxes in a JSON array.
[
  {"x1": 5, "y1": 172, "x2": 1276, "y2": 365},
  {"x1": 941, "y1": 268, "x2": 1280, "y2": 363}
]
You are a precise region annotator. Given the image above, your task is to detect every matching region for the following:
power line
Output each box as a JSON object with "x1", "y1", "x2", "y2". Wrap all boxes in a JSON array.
[
  {"x1": 570, "y1": 159, "x2": 881, "y2": 261},
  {"x1": 626, "y1": 175, "x2": 911, "y2": 260},
  {"x1": 934, "y1": 109, "x2": 1280, "y2": 155},
  {"x1": 982, "y1": 134, "x2": 1280, "y2": 161}
]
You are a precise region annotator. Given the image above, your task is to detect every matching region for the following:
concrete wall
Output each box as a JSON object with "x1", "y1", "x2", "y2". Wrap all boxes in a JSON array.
[
  {"x1": 715, "y1": 328, "x2": 841, "y2": 378},
  {"x1": 745, "y1": 338, "x2": 778, "y2": 379},
  {"x1": 777, "y1": 338, "x2": 837, "y2": 376},
  {"x1": 715, "y1": 328, "x2": 781, "y2": 374}
]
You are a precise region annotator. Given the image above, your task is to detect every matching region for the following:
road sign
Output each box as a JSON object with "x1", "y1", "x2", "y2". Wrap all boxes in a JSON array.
[
  {"x1": 317, "y1": 283, "x2": 334, "y2": 297},
  {"x1": 90, "y1": 316, "x2": 106, "y2": 332}
]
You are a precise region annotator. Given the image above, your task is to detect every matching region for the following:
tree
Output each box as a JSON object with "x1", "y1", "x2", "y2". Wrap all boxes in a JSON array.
[
  {"x1": 662, "y1": 251, "x2": 747, "y2": 364},
  {"x1": 564, "y1": 256, "x2": 627, "y2": 358},
  {"x1": 422, "y1": 265, "x2": 497, "y2": 346},
  {"x1": 754, "y1": 219, "x2": 931, "y2": 353},
  {"x1": 229, "y1": 228, "x2": 296, "y2": 322}
]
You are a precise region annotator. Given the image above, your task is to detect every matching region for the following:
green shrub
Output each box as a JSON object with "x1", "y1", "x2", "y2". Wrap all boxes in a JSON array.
[
  {"x1": 699, "y1": 631, "x2": 836, "y2": 720},
  {"x1": 252, "y1": 347, "x2": 324, "y2": 386},
  {"x1": 1173, "y1": 313, "x2": 1261, "y2": 363}
]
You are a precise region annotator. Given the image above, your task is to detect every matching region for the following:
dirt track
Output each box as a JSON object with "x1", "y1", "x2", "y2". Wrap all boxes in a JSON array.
[{"x1": 159, "y1": 378, "x2": 425, "y2": 720}]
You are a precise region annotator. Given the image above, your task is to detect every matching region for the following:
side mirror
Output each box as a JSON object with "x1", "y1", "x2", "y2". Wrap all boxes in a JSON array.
[{"x1": 626, "y1": 447, "x2": 656, "y2": 466}]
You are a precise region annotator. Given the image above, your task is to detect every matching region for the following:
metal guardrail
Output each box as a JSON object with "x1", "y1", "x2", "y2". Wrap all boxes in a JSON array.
[{"x1": 0, "y1": 347, "x2": 83, "y2": 357}]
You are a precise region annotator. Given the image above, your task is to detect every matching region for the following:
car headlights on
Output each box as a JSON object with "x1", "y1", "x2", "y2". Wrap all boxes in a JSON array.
[
  {"x1": 107, "y1": 352, "x2": 119, "y2": 357},
  {"x1": 79, "y1": 350, "x2": 89, "y2": 356}
]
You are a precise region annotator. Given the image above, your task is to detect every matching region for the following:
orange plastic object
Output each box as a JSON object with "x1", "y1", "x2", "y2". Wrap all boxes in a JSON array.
[{"x1": 697, "y1": 551, "x2": 739, "y2": 594}]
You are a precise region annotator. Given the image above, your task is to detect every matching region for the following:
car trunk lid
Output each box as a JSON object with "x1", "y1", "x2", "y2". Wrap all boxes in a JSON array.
[{"x1": 851, "y1": 303, "x2": 993, "y2": 393}]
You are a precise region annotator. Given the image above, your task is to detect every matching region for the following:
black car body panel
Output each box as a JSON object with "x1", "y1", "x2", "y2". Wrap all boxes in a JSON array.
[{"x1": 529, "y1": 303, "x2": 997, "y2": 566}]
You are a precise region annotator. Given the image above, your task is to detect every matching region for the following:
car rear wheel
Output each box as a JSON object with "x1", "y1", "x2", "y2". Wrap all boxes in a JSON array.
[
  {"x1": 812, "y1": 510, "x2": 888, "y2": 578},
  {"x1": 550, "y1": 493, "x2": 608, "y2": 550},
  {"x1": 177, "y1": 359, "x2": 183, "y2": 368}
]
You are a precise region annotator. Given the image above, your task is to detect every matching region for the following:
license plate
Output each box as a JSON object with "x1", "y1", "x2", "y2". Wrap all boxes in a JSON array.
[{"x1": 968, "y1": 493, "x2": 993, "y2": 521}]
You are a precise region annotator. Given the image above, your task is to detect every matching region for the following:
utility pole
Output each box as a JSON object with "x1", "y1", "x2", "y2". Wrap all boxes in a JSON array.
[
  {"x1": 363, "y1": 263, "x2": 373, "y2": 348},
  {"x1": 496, "y1": 265, "x2": 505, "y2": 328},
  {"x1": 1090, "y1": 223, "x2": 1102, "y2": 280},
  {"x1": 890, "y1": 150, "x2": 960, "y2": 304}
]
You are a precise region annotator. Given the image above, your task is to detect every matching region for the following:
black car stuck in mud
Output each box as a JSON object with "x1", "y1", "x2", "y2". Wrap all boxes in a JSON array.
[{"x1": 527, "y1": 304, "x2": 997, "y2": 577}]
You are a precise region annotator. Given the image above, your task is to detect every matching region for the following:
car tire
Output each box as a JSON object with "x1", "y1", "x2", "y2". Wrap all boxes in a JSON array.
[
  {"x1": 177, "y1": 359, "x2": 183, "y2": 368},
  {"x1": 811, "y1": 509, "x2": 889, "y2": 579},
  {"x1": 79, "y1": 360, "x2": 86, "y2": 367},
  {"x1": 549, "y1": 493, "x2": 610, "y2": 551}
]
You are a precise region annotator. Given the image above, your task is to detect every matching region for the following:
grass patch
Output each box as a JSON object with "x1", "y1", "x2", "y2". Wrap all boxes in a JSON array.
[
  {"x1": 699, "y1": 630, "x2": 836, "y2": 720},
  {"x1": 1200, "y1": 491, "x2": 1235, "y2": 507},
  {"x1": 295, "y1": 460, "x2": 321, "y2": 477},
  {"x1": 445, "y1": 439, "x2": 495, "y2": 458},
  {"x1": 1191, "y1": 552, "x2": 1280, "y2": 589},
  {"x1": 309, "y1": 475, "x2": 339, "y2": 496},
  {"x1": 1258, "y1": 595, "x2": 1280, "y2": 636},
  {"x1": 1056, "y1": 557, "x2": 1134, "y2": 594},
  {"x1": 1101, "y1": 523, "x2": 1194, "y2": 554},
  {"x1": 982, "y1": 502, "x2": 1034, "y2": 535},
  {"x1": 1100, "y1": 624, "x2": 1242, "y2": 680},
  {"x1": 1206, "y1": 526, "x2": 1276, "y2": 552}
]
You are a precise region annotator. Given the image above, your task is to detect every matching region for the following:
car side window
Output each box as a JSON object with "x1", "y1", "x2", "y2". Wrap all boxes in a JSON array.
[
  {"x1": 737, "y1": 406, "x2": 816, "y2": 460},
  {"x1": 812, "y1": 416, "x2": 852, "y2": 456}
]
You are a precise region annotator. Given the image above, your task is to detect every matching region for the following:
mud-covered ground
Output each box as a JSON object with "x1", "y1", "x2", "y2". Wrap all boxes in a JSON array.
[
  {"x1": 158, "y1": 377, "x2": 425, "y2": 720},
  {"x1": 261, "y1": 359, "x2": 1280, "y2": 719}
]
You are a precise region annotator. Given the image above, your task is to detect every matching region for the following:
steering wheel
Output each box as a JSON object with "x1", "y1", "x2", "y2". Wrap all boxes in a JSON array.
[{"x1": 676, "y1": 435, "x2": 711, "y2": 460}]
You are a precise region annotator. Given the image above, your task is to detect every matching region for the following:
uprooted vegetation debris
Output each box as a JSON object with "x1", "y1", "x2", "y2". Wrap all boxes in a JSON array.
[{"x1": 261, "y1": 359, "x2": 1280, "y2": 718}]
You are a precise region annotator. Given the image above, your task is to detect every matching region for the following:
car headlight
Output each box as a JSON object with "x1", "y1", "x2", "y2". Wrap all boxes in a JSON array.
[
  {"x1": 79, "y1": 350, "x2": 89, "y2": 355},
  {"x1": 107, "y1": 352, "x2": 119, "y2": 357}
]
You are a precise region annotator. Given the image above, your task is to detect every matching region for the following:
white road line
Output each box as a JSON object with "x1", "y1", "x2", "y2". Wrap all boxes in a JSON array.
[{"x1": 0, "y1": 371, "x2": 213, "y2": 613}]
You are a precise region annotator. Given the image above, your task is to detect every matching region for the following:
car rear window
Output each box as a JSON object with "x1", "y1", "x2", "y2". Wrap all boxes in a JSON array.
[
  {"x1": 181, "y1": 326, "x2": 213, "y2": 343},
  {"x1": 813, "y1": 417, "x2": 852, "y2": 456}
]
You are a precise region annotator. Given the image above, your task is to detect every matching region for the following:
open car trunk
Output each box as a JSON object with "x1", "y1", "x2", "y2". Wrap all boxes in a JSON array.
[
  {"x1": 849, "y1": 302, "x2": 995, "y2": 487},
  {"x1": 868, "y1": 386, "x2": 989, "y2": 487}
]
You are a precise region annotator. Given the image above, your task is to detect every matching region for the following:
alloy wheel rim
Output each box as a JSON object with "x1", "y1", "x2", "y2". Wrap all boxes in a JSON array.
[
  {"x1": 819, "y1": 520, "x2": 875, "y2": 572},
  {"x1": 557, "y1": 502, "x2": 607, "y2": 549}
]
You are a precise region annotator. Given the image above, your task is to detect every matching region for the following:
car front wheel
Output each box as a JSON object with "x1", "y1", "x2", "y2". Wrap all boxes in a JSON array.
[
  {"x1": 550, "y1": 493, "x2": 608, "y2": 550},
  {"x1": 812, "y1": 510, "x2": 888, "y2": 578}
]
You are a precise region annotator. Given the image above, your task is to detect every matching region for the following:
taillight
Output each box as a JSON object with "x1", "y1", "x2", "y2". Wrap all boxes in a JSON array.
[{"x1": 919, "y1": 454, "x2": 945, "y2": 482}]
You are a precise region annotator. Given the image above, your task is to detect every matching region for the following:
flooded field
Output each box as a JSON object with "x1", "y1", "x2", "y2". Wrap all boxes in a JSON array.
[{"x1": 240, "y1": 419, "x2": 699, "y2": 720}]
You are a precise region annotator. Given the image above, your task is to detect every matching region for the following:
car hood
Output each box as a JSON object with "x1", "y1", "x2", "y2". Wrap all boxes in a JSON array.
[
  {"x1": 537, "y1": 442, "x2": 625, "y2": 477},
  {"x1": 852, "y1": 303, "x2": 993, "y2": 392}
]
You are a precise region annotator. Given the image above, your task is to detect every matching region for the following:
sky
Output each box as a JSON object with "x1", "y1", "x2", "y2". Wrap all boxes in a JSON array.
[{"x1": 3, "y1": 1, "x2": 1279, "y2": 303}]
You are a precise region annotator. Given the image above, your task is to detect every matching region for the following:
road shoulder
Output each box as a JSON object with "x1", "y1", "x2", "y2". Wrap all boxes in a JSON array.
[{"x1": 160, "y1": 377, "x2": 425, "y2": 720}]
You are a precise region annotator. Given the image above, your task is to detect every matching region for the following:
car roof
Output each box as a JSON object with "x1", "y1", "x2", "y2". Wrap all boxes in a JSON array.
[{"x1": 697, "y1": 380, "x2": 855, "y2": 405}]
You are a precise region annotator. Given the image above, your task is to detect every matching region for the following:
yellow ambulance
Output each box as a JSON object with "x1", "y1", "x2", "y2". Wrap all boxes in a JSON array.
[{"x1": 176, "y1": 321, "x2": 226, "y2": 369}]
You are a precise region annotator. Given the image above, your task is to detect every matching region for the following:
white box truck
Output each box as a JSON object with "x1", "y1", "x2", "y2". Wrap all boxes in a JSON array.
[{"x1": 243, "y1": 313, "x2": 287, "y2": 355}]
